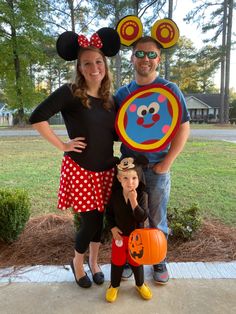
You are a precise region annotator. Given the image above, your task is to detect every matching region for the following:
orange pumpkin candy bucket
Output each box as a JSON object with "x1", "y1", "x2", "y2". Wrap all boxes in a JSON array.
[{"x1": 128, "y1": 228, "x2": 167, "y2": 265}]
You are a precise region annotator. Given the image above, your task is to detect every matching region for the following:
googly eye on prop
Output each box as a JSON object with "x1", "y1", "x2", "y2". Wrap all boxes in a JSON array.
[
  {"x1": 151, "y1": 18, "x2": 179, "y2": 48},
  {"x1": 56, "y1": 27, "x2": 120, "y2": 61},
  {"x1": 116, "y1": 15, "x2": 143, "y2": 46},
  {"x1": 115, "y1": 84, "x2": 182, "y2": 152}
]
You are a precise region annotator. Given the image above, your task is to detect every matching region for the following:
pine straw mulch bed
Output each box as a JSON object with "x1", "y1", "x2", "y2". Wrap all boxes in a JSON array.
[{"x1": 0, "y1": 213, "x2": 235, "y2": 269}]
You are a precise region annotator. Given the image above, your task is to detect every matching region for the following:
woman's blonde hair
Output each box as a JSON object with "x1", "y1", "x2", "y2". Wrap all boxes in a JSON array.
[{"x1": 71, "y1": 46, "x2": 114, "y2": 110}]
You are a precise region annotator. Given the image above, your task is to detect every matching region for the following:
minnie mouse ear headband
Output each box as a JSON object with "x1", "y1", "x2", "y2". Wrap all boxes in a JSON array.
[
  {"x1": 116, "y1": 15, "x2": 179, "y2": 48},
  {"x1": 56, "y1": 27, "x2": 121, "y2": 61}
]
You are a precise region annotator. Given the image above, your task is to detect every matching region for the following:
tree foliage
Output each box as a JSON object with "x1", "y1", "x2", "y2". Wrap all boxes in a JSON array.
[
  {"x1": 169, "y1": 36, "x2": 219, "y2": 93},
  {"x1": 184, "y1": 0, "x2": 235, "y2": 123},
  {"x1": 0, "y1": 0, "x2": 50, "y2": 123}
]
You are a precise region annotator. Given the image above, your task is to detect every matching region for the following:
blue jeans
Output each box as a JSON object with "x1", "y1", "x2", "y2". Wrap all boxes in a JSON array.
[{"x1": 143, "y1": 167, "x2": 171, "y2": 238}]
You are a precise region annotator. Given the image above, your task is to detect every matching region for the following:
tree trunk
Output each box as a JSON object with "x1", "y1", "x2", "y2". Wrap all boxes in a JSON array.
[
  {"x1": 219, "y1": 0, "x2": 227, "y2": 124},
  {"x1": 67, "y1": 0, "x2": 75, "y2": 31},
  {"x1": 224, "y1": 0, "x2": 233, "y2": 123},
  {"x1": 114, "y1": 53, "x2": 122, "y2": 90},
  {"x1": 9, "y1": 0, "x2": 24, "y2": 125},
  {"x1": 165, "y1": 0, "x2": 173, "y2": 80}
]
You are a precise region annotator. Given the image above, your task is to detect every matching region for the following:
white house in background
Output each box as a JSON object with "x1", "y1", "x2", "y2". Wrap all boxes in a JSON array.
[
  {"x1": 0, "y1": 102, "x2": 13, "y2": 126},
  {"x1": 185, "y1": 94, "x2": 221, "y2": 123}
]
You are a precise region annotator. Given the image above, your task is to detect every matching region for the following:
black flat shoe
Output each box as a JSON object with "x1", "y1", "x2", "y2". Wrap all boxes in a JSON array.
[
  {"x1": 70, "y1": 260, "x2": 92, "y2": 288},
  {"x1": 88, "y1": 262, "x2": 104, "y2": 285}
]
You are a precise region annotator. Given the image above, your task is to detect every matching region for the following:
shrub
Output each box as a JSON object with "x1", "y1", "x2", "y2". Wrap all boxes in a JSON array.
[
  {"x1": 0, "y1": 188, "x2": 31, "y2": 243},
  {"x1": 167, "y1": 203, "x2": 202, "y2": 241}
]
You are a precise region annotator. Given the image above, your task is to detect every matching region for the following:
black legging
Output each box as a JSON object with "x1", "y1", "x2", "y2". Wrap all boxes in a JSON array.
[
  {"x1": 75, "y1": 210, "x2": 104, "y2": 254},
  {"x1": 111, "y1": 263, "x2": 144, "y2": 287}
]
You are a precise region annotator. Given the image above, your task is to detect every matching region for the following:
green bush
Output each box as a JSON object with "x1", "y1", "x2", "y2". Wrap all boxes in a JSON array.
[
  {"x1": 167, "y1": 203, "x2": 202, "y2": 241},
  {"x1": 0, "y1": 188, "x2": 31, "y2": 243}
]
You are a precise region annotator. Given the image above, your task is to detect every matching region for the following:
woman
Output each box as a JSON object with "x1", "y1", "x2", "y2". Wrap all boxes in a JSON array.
[{"x1": 29, "y1": 28, "x2": 120, "y2": 288}]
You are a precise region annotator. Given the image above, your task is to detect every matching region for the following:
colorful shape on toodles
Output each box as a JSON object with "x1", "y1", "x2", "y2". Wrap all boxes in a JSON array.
[{"x1": 115, "y1": 84, "x2": 182, "y2": 152}]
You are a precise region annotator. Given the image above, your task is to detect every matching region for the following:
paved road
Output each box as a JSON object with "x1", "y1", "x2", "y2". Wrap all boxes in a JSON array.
[
  {"x1": 189, "y1": 129, "x2": 236, "y2": 142},
  {"x1": 0, "y1": 128, "x2": 236, "y2": 143},
  {"x1": 0, "y1": 129, "x2": 68, "y2": 137}
]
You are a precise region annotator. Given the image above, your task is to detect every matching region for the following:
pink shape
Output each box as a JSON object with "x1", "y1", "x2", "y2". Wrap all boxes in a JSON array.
[
  {"x1": 129, "y1": 104, "x2": 137, "y2": 112},
  {"x1": 158, "y1": 94, "x2": 166, "y2": 103},
  {"x1": 162, "y1": 125, "x2": 170, "y2": 133}
]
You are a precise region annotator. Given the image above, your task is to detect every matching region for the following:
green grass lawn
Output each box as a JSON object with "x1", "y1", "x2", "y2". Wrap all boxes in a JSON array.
[
  {"x1": 168, "y1": 140, "x2": 236, "y2": 225},
  {"x1": 0, "y1": 136, "x2": 235, "y2": 225}
]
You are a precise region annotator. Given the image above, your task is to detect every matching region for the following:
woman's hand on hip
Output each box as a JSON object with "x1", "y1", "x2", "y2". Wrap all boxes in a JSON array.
[{"x1": 63, "y1": 137, "x2": 87, "y2": 152}]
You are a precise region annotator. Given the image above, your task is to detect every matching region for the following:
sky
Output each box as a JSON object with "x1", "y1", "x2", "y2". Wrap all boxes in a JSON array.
[{"x1": 172, "y1": 1, "x2": 236, "y2": 91}]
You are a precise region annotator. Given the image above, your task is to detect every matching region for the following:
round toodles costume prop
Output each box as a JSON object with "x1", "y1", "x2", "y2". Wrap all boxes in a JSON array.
[{"x1": 115, "y1": 15, "x2": 181, "y2": 152}]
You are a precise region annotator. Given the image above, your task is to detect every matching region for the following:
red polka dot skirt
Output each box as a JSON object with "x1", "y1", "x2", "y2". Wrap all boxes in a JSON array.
[{"x1": 57, "y1": 156, "x2": 115, "y2": 213}]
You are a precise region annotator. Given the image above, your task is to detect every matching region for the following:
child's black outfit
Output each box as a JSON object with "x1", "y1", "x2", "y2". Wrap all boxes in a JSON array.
[{"x1": 106, "y1": 185, "x2": 148, "y2": 287}]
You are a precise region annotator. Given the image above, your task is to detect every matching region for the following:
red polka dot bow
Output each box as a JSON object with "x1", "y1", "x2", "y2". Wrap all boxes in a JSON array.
[{"x1": 77, "y1": 33, "x2": 103, "y2": 48}]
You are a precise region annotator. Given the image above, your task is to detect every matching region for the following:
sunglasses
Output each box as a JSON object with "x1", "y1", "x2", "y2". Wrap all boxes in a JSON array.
[{"x1": 134, "y1": 50, "x2": 159, "y2": 59}]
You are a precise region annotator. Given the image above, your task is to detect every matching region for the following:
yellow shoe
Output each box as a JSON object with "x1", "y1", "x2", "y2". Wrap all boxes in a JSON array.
[
  {"x1": 136, "y1": 283, "x2": 152, "y2": 300},
  {"x1": 106, "y1": 285, "x2": 119, "y2": 302}
]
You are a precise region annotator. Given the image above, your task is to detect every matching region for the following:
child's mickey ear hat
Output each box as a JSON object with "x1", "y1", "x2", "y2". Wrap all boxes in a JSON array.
[
  {"x1": 116, "y1": 15, "x2": 179, "y2": 48},
  {"x1": 117, "y1": 155, "x2": 148, "y2": 190},
  {"x1": 56, "y1": 27, "x2": 121, "y2": 61}
]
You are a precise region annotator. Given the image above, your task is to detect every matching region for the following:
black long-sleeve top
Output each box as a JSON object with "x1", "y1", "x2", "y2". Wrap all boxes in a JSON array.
[
  {"x1": 29, "y1": 84, "x2": 118, "y2": 172},
  {"x1": 106, "y1": 188, "x2": 148, "y2": 236}
]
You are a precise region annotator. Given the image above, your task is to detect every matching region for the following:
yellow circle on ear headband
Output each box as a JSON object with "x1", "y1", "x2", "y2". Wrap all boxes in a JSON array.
[
  {"x1": 116, "y1": 15, "x2": 143, "y2": 46},
  {"x1": 151, "y1": 18, "x2": 179, "y2": 48}
]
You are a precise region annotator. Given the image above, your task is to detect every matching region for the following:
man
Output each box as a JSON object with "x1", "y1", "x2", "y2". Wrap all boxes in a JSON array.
[{"x1": 114, "y1": 36, "x2": 190, "y2": 284}]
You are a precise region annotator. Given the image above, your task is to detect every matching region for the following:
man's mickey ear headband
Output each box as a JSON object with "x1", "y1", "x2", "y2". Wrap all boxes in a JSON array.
[
  {"x1": 116, "y1": 15, "x2": 179, "y2": 48},
  {"x1": 56, "y1": 27, "x2": 121, "y2": 61}
]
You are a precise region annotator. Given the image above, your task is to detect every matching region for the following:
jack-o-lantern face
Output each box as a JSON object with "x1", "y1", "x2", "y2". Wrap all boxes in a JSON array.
[
  {"x1": 128, "y1": 228, "x2": 167, "y2": 265},
  {"x1": 129, "y1": 232, "x2": 144, "y2": 259}
]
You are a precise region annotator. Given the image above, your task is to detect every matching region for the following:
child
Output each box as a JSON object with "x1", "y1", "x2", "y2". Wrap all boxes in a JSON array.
[{"x1": 105, "y1": 156, "x2": 152, "y2": 302}]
